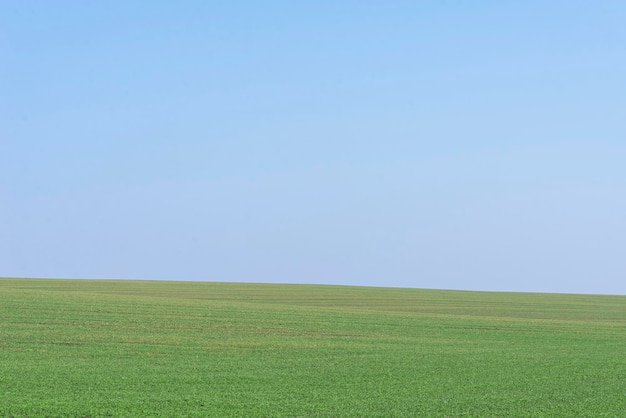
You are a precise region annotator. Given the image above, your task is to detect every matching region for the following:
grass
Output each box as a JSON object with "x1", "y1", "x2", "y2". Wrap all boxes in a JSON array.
[{"x1": 1, "y1": 278, "x2": 625, "y2": 417}]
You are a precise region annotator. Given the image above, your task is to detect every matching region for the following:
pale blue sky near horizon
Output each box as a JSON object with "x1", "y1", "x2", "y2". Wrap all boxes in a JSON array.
[{"x1": 2, "y1": 1, "x2": 625, "y2": 294}]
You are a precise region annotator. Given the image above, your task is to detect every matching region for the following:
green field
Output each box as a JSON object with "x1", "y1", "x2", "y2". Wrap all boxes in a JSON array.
[{"x1": 1, "y1": 278, "x2": 625, "y2": 417}]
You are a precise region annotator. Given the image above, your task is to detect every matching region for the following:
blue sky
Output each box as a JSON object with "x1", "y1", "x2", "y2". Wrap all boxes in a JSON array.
[{"x1": 2, "y1": 1, "x2": 625, "y2": 294}]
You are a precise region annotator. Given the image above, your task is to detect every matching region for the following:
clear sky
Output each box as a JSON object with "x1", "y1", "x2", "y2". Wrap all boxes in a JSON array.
[{"x1": 2, "y1": 1, "x2": 625, "y2": 294}]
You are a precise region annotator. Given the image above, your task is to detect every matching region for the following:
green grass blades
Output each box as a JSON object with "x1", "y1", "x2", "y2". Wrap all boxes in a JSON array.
[{"x1": 1, "y1": 278, "x2": 625, "y2": 417}]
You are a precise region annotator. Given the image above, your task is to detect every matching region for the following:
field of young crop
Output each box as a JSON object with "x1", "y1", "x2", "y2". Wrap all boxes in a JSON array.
[{"x1": 1, "y1": 278, "x2": 625, "y2": 417}]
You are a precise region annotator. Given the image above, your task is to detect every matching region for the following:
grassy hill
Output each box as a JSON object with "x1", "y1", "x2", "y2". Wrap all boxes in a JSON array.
[{"x1": 1, "y1": 278, "x2": 625, "y2": 416}]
